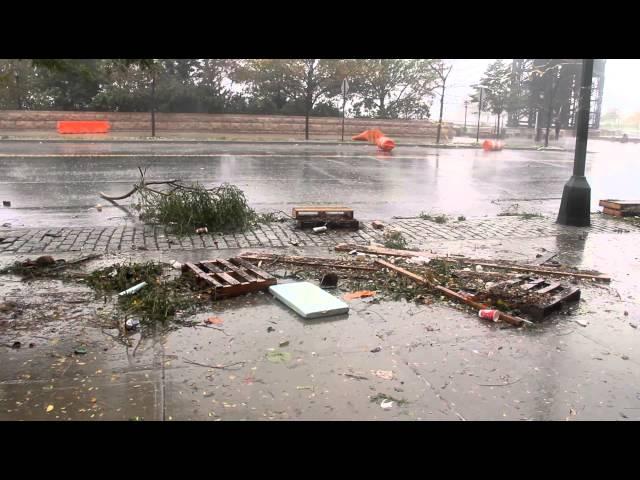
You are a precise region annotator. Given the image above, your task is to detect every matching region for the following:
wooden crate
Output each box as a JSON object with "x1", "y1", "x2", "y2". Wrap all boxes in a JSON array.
[
  {"x1": 182, "y1": 257, "x2": 276, "y2": 298},
  {"x1": 486, "y1": 275, "x2": 580, "y2": 321}
]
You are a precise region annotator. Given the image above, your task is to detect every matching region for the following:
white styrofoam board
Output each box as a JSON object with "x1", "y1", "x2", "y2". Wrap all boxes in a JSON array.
[{"x1": 268, "y1": 282, "x2": 349, "y2": 319}]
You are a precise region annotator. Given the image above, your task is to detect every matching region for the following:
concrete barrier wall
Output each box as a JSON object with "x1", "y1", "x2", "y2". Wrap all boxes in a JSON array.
[{"x1": 0, "y1": 110, "x2": 456, "y2": 139}]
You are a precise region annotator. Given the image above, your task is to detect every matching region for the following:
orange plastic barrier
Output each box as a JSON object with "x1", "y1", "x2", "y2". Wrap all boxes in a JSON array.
[
  {"x1": 352, "y1": 129, "x2": 396, "y2": 152},
  {"x1": 57, "y1": 121, "x2": 111, "y2": 134},
  {"x1": 482, "y1": 139, "x2": 504, "y2": 151}
]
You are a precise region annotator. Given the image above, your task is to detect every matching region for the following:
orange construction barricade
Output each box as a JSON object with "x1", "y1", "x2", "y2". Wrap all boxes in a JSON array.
[{"x1": 57, "y1": 121, "x2": 111, "y2": 134}]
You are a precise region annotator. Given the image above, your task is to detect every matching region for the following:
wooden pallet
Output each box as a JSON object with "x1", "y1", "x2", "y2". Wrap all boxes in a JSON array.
[
  {"x1": 599, "y1": 199, "x2": 640, "y2": 217},
  {"x1": 181, "y1": 257, "x2": 276, "y2": 297},
  {"x1": 292, "y1": 206, "x2": 358, "y2": 229},
  {"x1": 486, "y1": 275, "x2": 580, "y2": 321}
]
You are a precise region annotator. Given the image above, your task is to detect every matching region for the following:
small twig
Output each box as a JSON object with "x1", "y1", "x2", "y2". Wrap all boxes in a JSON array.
[
  {"x1": 183, "y1": 359, "x2": 246, "y2": 370},
  {"x1": 343, "y1": 373, "x2": 369, "y2": 380}
]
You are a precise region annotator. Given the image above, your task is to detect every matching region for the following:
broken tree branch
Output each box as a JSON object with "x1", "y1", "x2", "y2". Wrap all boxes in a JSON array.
[{"x1": 183, "y1": 359, "x2": 246, "y2": 370}]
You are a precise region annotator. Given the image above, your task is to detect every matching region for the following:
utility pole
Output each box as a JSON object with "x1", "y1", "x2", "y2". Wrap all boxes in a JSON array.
[{"x1": 557, "y1": 59, "x2": 594, "y2": 227}]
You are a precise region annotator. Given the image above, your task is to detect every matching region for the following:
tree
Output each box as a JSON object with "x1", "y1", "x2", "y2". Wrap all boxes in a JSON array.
[
  {"x1": 0, "y1": 59, "x2": 34, "y2": 109},
  {"x1": 233, "y1": 59, "x2": 347, "y2": 140},
  {"x1": 429, "y1": 61, "x2": 452, "y2": 144},
  {"x1": 348, "y1": 59, "x2": 438, "y2": 119},
  {"x1": 477, "y1": 60, "x2": 511, "y2": 138}
]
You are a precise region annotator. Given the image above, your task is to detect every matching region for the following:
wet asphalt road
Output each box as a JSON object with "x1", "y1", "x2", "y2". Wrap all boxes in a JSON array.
[{"x1": 1, "y1": 140, "x2": 639, "y2": 228}]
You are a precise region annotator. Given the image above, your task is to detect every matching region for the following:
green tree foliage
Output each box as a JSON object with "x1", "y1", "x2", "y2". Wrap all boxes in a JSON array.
[{"x1": 348, "y1": 59, "x2": 439, "y2": 119}]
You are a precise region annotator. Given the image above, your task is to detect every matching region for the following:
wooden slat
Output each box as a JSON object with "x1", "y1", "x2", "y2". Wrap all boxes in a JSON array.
[
  {"x1": 199, "y1": 261, "x2": 242, "y2": 285},
  {"x1": 603, "y1": 207, "x2": 624, "y2": 217},
  {"x1": 229, "y1": 257, "x2": 277, "y2": 281},
  {"x1": 537, "y1": 282, "x2": 562, "y2": 294},
  {"x1": 200, "y1": 261, "x2": 224, "y2": 273},
  {"x1": 335, "y1": 243, "x2": 426, "y2": 258},
  {"x1": 521, "y1": 279, "x2": 547, "y2": 291},
  {"x1": 238, "y1": 253, "x2": 378, "y2": 271},
  {"x1": 216, "y1": 258, "x2": 256, "y2": 283},
  {"x1": 183, "y1": 262, "x2": 224, "y2": 288}
]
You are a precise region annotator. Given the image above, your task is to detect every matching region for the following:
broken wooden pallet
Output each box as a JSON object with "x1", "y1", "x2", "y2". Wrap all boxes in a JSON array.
[
  {"x1": 484, "y1": 275, "x2": 580, "y2": 321},
  {"x1": 292, "y1": 206, "x2": 359, "y2": 229},
  {"x1": 599, "y1": 199, "x2": 640, "y2": 217},
  {"x1": 181, "y1": 257, "x2": 276, "y2": 297}
]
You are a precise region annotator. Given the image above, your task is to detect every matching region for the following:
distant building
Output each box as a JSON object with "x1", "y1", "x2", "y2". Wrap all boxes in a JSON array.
[{"x1": 508, "y1": 59, "x2": 606, "y2": 130}]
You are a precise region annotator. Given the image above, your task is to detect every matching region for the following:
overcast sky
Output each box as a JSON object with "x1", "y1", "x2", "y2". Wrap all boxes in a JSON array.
[{"x1": 439, "y1": 59, "x2": 638, "y2": 123}]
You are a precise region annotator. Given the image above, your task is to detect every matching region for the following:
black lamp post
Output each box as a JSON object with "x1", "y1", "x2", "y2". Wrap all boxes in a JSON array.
[
  {"x1": 473, "y1": 85, "x2": 488, "y2": 144},
  {"x1": 557, "y1": 59, "x2": 594, "y2": 227}
]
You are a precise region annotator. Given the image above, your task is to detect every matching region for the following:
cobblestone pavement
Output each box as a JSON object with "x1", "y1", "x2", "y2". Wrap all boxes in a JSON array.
[{"x1": 1, "y1": 215, "x2": 639, "y2": 256}]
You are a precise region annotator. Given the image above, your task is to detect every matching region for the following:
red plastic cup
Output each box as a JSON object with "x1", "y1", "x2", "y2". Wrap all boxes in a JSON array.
[{"x1": 478, "y1": 309, "x2": 501, "y2": 322}]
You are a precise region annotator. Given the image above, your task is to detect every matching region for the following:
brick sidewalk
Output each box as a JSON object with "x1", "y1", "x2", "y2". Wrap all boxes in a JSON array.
[{"x1": 1, "y1": 215, "x2": 639, "y2": 256}]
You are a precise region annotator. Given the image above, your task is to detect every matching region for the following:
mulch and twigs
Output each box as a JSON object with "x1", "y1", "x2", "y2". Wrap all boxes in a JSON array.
[{"x1": 182, "y1": 359, "x2": 246, "y2": 370}]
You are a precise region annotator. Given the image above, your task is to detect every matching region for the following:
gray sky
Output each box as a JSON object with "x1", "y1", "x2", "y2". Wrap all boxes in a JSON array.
[{"x1": 439, "y1": 59, "x2": 639, "y2": 123}]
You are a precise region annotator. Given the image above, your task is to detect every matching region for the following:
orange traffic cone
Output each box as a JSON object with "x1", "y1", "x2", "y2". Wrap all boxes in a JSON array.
[{"x1": 376, "y1": 136, "x2": 396, "y2": 152}]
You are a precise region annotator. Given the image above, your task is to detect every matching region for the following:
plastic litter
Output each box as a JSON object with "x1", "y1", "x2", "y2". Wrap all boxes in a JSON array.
[
  {"x1": 269, "y1": 282, "x2": 349, "y2": 319},
  {"x1": 313, "y1": 226, "x2": 327, "y2": 233},
  {"x1": 118, "y1": 282, "x2": 147, "y2": 296}
]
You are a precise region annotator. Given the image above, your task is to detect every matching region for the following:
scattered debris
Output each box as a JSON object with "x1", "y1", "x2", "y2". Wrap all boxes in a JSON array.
[
  {"x1": 622, "y1": 355, "x2": 630, "y2": 360},
  {"x1": 419, "y1": 212, "x2": 448, "y2": 224},
  {"x1": 373, "y1": 370, "x2": 393, "y2": 380},
  {"x1": 344, "y1": 290, "x2": 376, "y2": 301},
  {"x1": 195, "y1": 227, "x2": 208, "y2": 234},
  {"x1": 380, "y1": 400, "x2": 394, "y2": 409},
  {"x1": 371, "y1": 220, "x2": 385, "y2": 230},
  {"x1": 0, "y1": 254, "x2": 102, "y2": 280},
  {"x1": 478, "y1": 309, "x2": 501, "y2": 322},
  {"x1": 375, "y1": 258, "x2": 531, "y2": 327},
  {"x1": 2, "y1": 201, "x2": 10, "y2": 207},
  {"x1": 206, "y1": 316, "x2": 224, "y2": 325},
  {"x1": 267, "y1": 326, "x2": 275, "y2": 333},
  {"x1": 313, "y1": 226, "x2": 328, "y2": 233},
  {"x1": 279, "y1": 341, "x2": 290, "y2": 347},
  {"x1": 118, "y1": 281, "x2": 147, "y2": 297},
  {"x1": 269, "y1": 282, "x2": 349, "y2": 319},
  {"x1": 343, "y1": 373, "x2": 368, "y2": 380},
  {"x1": 74, "y1": 347, "x2": 88, "y2": 355},
  {"x1": 335, "y1": 243, "x2": 424, "y2": 258},
  {"x1": 266, "y1": 350, "x2": 291, "y2": 363},
  {"x1": 370, "y1": 392, "x2": 408, "y2": 405},
  {"x1": 46, "y1": 405, "x2": 54, "y2": 413},
  {"x1": 171, "y1": 260, "x2": 183, "y2": 270},
  {"x1": 370, "y1": 346, "x2": 381, "y2": 353},
  {"x1": 11, "y1": 341, "x2": 21, "y2": 349},
  {"x1": 240, "y1": 252, "x2": 378, "y2": 271},
  {"x1": 320, "y1": 272, "x2": 339, "y2": 288},
  {"x1": 95, "y1": 204, "x2": 103, "y2": 212},
  {"x1": 125, "y1": 319, "x2": 140, "y2": 331},
  {"x1": 2, "y1": 222, "x2": 11, "y2": 227}
]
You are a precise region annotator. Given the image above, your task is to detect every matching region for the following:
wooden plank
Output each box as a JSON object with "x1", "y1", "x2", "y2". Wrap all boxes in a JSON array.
[
  {"x1": 236, "y1": 253, "x2": 379, "y2": 272},
  {"x1": 200, "y1": 261, "x2": 224, "y2": 273},
  {"x1": 335, "y1": 243, "x2": 426, "y2": 258},
  {"x1": 521, "y1": 279, "x2": 547, "y2": 291},
  {"x1": 452, "y1": 260, "x2": 611, "y2": 282},
  {"x1": 374, "y1": 259, "x2": 531, "y2": 327},
  {"x1": 183, "y1": 262, "x2": 224, "y2": 288},
  {"x1": 537, "y1": 282, "x2": 562, "y2": 294}
]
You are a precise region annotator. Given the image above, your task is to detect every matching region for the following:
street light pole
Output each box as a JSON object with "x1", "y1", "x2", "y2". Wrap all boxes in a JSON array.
[
  {"x1": 557, "y1": 59, "x2": 594, "y2": 227},
  {"x1": 151, "y1": 72, "x2": 156, "y2": 138}
]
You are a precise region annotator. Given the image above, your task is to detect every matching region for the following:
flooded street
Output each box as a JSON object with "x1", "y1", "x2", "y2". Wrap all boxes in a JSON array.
[{"x1": 1, "y1": 140, "x2": 639, "y2": 228}]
